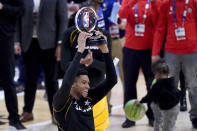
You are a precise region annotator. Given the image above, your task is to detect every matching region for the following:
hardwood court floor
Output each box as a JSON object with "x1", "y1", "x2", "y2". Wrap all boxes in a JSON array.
[{"x1": 0, "y1": 72, "x2": 196, "y2": 131}]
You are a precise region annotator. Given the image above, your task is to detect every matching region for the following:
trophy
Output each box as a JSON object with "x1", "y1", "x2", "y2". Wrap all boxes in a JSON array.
[{"x1": 75, "y1": 7, "x2": 107, "y2": 46}]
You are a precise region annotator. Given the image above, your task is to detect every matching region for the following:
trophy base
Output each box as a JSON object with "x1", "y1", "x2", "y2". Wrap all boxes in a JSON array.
[{"x1": 87, "y1": 36, "x2": 107, "y2": 46}]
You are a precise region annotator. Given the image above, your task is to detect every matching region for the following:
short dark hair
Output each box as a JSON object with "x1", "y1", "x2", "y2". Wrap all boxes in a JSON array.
[
  {"x1": 76, "y1": 68, "x2": 88, "y2": 77},
  {"x1": 152, "y1": 59, "x2": 169, "y2": 75}
]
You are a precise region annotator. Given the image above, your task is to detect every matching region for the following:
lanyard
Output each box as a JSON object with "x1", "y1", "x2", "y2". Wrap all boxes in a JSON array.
[
  {"x1": 134, "y1": 0, "x2": 150, "y2": 23},
  {"x1": 172, "y1": 0, "x2": 189, "y2": 27}
]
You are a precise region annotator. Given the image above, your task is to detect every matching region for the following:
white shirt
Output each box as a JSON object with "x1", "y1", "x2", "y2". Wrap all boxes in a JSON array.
[
  {"x1": 33, "y1": 0, "x2": 40, "y2": 13},
  {"x1": 33, "y1": 0, "x2": 40, "y2": 38}
]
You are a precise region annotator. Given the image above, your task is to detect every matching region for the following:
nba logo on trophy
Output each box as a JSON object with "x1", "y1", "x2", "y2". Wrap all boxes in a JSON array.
[
  {"x1": 83, "y1": 12, "x2": 89, "y2": 28},
  {"x1": 75, "y1": 7, "x2": 106, "y2": 46}
]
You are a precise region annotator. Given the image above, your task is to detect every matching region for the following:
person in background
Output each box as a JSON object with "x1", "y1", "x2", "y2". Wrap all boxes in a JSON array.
[
  {"x1": 68, "y1": 0, "x2": 86, "y2": 3},
  {"x1": 119, "y1": 0, "x2": 160, "y2": 128},
  {"x1": 179, "y1": 70, "x2": 187, "y2": 111},
  {"x1": 67, "y1": 1, "x2": 86, "y2": 33},
  {"x1": 102, "y1": 0, "x2": 125, "y2": 114},
  {"x1": 136, "y1": 59, "x2": 181, "y2": 131},
  {"x1": 0, "y1": 0, "x2": 26, "y2": 129},
  {"x1": 67, "y1": 0, "x2": 86, "y2": 13},
  {"x1": 14, "y1": 0, "x2": 67, "y2": 123},
  {"x1": 152, "y1": 0, "x2": 197, "y2": 128},
  {"x1": 14, "y1": 54, "x2": 45, "y2": 93},
  {"x1": 90, "y1": 0, "x2": 112, "y2": 130}
]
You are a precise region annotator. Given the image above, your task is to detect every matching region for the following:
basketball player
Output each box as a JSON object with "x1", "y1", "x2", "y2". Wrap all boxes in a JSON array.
[{"x1": 52, "y1": 31, "x2": 117, "y2": 131}]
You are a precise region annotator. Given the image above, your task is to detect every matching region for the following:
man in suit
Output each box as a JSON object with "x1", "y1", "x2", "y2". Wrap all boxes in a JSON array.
[
  {"x1": 0, "y1": 0, "x2": 26, "y2": 129},
  {"x1": 14, "y1": 0, "x2": 68, "y2": 123}
]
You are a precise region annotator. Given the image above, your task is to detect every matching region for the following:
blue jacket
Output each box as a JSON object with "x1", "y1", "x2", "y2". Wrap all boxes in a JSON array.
[{"x1": 102, "y1": 0, "x2": 125, "y2": 37}]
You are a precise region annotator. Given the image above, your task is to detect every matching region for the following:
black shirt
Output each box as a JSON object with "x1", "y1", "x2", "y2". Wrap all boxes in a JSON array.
[
  {"x1": 61, "y1": 26, "x2": 112, "y2": 86},
  {"x1": 53, "y1": 52, "x2": 117, "y2": 131},
  {"x1": 0, "y1": 0, "x2": 23, "y2": 39},
  {"x1": 140, "y1": 77, "x2": 181, "y2": 110}
]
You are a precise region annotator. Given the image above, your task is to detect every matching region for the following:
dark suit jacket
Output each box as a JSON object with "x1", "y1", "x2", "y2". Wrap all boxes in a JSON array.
[
  {"x1": 0, "y1": 0, "x2": 23, "y2": 39},
  {"x1": 15, "y1": 0, "x2": 67, "y2": 52}
]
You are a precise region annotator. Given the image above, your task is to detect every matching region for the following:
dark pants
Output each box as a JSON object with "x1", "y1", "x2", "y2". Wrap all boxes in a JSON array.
[
  {"x1": 22, "y1": 38, "x2": 58, "y2": 114},
  {"x1": 0, "y1": 36, "x2": 19, "y2": 122},
  {"x1": 17, "y1": 55, "x2": 25, "y2": 85},
  {"x1": 180, "y1": 70, "x2": 186, "y2": 98},
  {"x1": 123, "y1": 47, "x2": 154, "y2": 120},
  {"x1": 16, "y1": 54, "x2": 44, "y2": 85}
]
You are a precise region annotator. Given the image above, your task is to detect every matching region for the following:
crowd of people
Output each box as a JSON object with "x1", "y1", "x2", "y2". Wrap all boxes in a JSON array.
[{"x1": 0, "y1": 0, "x2": 197, "y2": 130}]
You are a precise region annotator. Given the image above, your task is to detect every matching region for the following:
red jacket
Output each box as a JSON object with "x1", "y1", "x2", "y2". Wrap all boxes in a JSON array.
[
  {"x1": 119, "y1": 0, "x2": 160, "y2": 50},
  {"x1": 152, "y1": 0, "x2": 197, "y2": 56}
]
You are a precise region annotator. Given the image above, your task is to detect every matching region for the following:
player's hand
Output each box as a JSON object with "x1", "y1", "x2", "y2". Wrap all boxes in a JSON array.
[
  {"x1": 152, "y1": 56, "x2": 160, "y2": 63},
  {"x1": 80, "y1": 50, "x2": 93, "y2": 67},
  {"x1": 77, "y1": 32, "x2": 92, "y2": 53},
  {"x1": 117, "y1": 18, "x2": 126, "y2": 30},
  {"x1": 68, "y1": 4, "x2": 79, "y2": 12},
  {"x1": 97, "y1": 44, "x2": 109, "y2": 53},
  {"x1": 55, "y1": 44, "x2": 61, "y2": 61},
  {"x1": 0, "y1": 3, "x2": 3, "y2": 10},
  {"x1": 95, "y1": 30, "x2": 107, "y2": 42},
  {"x1": 14, "y1": 43, "x2": 22, "y2": 55},
  {"x1": 94, "y1": 31, "x2": 109, "y2": 53},
  {"x1": 135, "y1": 100, "x2": 141, "y2": 106}
]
